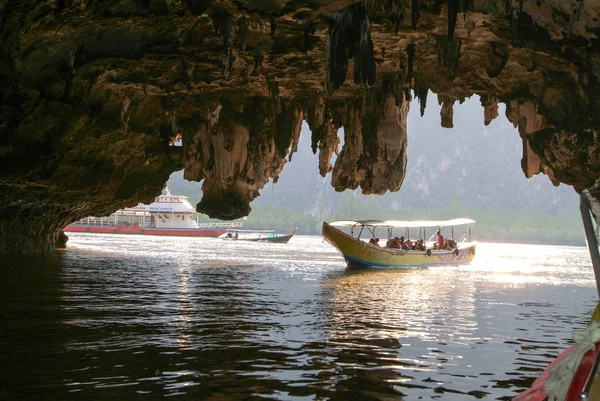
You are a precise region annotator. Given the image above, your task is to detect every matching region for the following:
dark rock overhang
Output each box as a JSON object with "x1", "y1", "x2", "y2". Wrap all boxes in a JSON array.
[{"x1": 1, "y1": 0, "x2": 599, "y2": 253}]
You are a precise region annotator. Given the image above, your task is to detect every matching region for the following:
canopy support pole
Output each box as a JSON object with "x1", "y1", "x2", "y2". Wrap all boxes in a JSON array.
[{"x1": 581, "y1": 190, "x2": 600, "y2": 298}]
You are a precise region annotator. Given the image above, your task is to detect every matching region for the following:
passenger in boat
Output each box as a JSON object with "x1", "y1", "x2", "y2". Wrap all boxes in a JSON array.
[
  {"x1": 234, "y1": 232, "x2": 238, "y2": 240},
  {"x1": 369, "y1": 238, "x2": 376, "y2": 244},
  {"x1": 374, "y1": 238, "x2": 381, "y2": 246},
  {"x1": 436, "y1": 230, "x2": 445, "y2": 249},
  {"x1": 390, "y1": 236, "x2": 401, "y2": 249}
]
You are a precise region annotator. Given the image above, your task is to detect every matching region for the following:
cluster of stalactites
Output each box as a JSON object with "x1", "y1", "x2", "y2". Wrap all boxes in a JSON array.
[{"x1": 325, "y1": 4, "x2": 376, "y2": 92}]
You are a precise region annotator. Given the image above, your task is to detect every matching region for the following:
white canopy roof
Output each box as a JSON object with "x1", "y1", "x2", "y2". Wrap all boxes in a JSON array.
[{"x1": 329, "y1": 218, "x2": 475, "y2": 228}]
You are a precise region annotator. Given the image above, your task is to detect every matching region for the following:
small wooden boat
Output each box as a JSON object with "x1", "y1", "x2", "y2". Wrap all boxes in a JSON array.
[
  {"x1": 322, "y1": 219, "x2": 476, "y2": 268},
  {"x1": 218, "y1": 228, "x2": 298, "y2": 243},
  {"x1": 513, "y1": 186, "x2": 600, "y2": 401}
]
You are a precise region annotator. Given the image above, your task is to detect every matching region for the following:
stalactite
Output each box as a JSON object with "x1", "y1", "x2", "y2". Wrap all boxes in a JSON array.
[
  {"x1": 270, "y1": 17, "x2": 277, "y2": 39},
  {"x1": 510, "y1": 0, "x2": 524, "y2": 34},
  {"x1": 434, "y1": 34, "x2": 461, "y2": 72},
  {"x1": 304, "y1": 96, "x2": 328, "y2": 154},
  {"x1": 326, "y1": 10, "x2": 353, "y2": 91},
  {"x1": 459, "y1": 0, "x2": 469, "y2": 21},
  {"x1": 209, "y1": 8, "x2": 236, "y2": 80},
  {"x1": 414, "y1": 78, "x2": 428, "y2": 117},
  {"x1": 505, "y1": 100, "x2": 548, "y2": 137},
  {"x1": 406, "y1": 43, "x2": 415, "y2": 83},
  {"x1": 302, "y1": 21, "x2": 316, "y2": 55},
  {"x1": 331, "y1": 81, "x2": 408, "y2": 195},
  {"x1": 318, "y1": 120, "x2": 340, "y2": 177},
  {"x1": 411, "y1": 0, "x2": 420, "y2": 29},
  {"x1": 447, "y1": 0, "x2": 458, "y2": 41},
  {"x1": 480, "y1": 95, "x2": 499, "y2": 126},
  {"x1": 326, "y1": 5, "x2": 375, "y2": 92},
  {"x1": 352, "y1": 8, "x2": 376, "y2": 87},
  {"x1": 438, "y1": 95, "x2": 454, "y2": 128},
  {"x1": 521, "y1": 137, "x2": 542, "y2": 178}
]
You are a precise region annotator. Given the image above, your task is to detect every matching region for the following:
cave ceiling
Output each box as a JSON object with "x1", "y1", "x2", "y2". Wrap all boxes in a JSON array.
[{"x1": 1, "y1": 0, "x2": 600, "y2": 252}]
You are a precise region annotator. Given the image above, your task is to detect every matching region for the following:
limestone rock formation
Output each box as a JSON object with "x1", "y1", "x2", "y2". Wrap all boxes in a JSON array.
[{"x1": 1, "y1": 0, "x2": 600, "y2": 252}]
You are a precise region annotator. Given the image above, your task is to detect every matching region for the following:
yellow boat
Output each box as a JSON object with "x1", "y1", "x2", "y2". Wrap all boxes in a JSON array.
[{"x1": 322, "y1": 219, "x2": 477, "y2": 268}]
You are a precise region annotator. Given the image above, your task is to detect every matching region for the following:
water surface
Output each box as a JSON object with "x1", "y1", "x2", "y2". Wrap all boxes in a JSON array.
[{"x1": 1, "y1": 235, "x2": 596, "y2": 400}]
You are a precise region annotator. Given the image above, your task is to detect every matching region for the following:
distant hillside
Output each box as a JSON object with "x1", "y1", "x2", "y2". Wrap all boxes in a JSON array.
[
  {"x1": 168, "y1": 94, "x2": 584, "y2": 244},
  {"x1": 252, "y1": 93, "x2": 578, "y2": 215}
]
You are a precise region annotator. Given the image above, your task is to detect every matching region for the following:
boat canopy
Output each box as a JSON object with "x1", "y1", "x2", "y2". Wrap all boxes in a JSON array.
[{"x1": 329, "y1": 218, "x2": 476, "y2": 229}]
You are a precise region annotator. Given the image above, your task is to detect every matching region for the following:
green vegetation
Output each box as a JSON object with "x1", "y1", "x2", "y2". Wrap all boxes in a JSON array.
[
  {"x1": 242, "y1": 204, "x2": 322, "y2": 234},
  {"x1": 241, "y1": 201, "x2": 585, "y2": 246},
  {"x1": 166, "y1": 173, "x2": 585, "y2": 246}
]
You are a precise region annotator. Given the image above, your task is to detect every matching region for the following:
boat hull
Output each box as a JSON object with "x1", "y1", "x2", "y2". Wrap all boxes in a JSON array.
[
  {"x1": 64, "y1": 224, "x2": 228, "y2": 237},
  {"x1": 322, "y1": 222, "x2": 476, "y2": 268},
  {"x1": 220, "y1": 228, "x2": 298, "y2": 243}
]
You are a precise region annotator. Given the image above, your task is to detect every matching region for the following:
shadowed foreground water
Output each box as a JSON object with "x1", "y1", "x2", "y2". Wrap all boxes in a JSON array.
[{"x1": 0, "y1": 234, "x2": 597, "y2": 400}]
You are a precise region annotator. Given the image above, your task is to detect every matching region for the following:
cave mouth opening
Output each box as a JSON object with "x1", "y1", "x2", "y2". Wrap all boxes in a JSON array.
[{"x1": 109, "y1": 93, "x2": 576, "y2": 246}]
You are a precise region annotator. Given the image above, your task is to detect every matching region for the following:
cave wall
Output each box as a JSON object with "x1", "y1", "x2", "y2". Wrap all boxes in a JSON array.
[{"x1": 1, "y1": 0, "x2": 600, "y2": 252}]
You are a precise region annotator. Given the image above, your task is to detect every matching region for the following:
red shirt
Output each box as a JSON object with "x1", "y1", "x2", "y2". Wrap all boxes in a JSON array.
[{"x1": 438, "y1": 235, "x2": 445, "y2": 247}]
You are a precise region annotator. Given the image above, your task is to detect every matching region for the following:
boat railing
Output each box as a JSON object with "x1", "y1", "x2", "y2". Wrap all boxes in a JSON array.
[
  {"x1": 73, "y1": 217, "x2": 117, "y2": 226},
  {"x1": 197, "y1": 222, "x2": 244, "y2": 229},
  {"x1": 581, "y1": 189, "x2": 600, "y2": 297},
  {"x1": 576, "y1": 186, "x2": 600, "y2": 400}
]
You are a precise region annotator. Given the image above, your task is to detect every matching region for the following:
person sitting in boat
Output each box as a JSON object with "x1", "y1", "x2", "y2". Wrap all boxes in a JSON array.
[
  {"x1": 405, "y1": 238, "x2": 413, "y2": 250},
  {"x1": 399, "y1": 236, "x2": 408, "y2": 249},
  {"x1": 369, "y1": 238, "x2": 376, "y2": 245},
  {"x1": 418, "y1": 239, "x2": 426, "y2": 251},
  {"x1": 374, "y1": 238, "x2": 381, "y2": 246},
  {"x1": 390, "y1": 236, "x2": 401, "y2": 249},
  {"x1": 436, "y1": 230, "x2": 445, "y2": 250}
]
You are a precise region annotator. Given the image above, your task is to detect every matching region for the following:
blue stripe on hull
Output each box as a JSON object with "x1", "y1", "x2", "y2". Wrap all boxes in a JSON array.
[
  {"x1": 344, "y1": 254, "x2": 428, "y2": 268},
  {"x1": 343, "y1": 253, "x2": 469, "y2": 268}
]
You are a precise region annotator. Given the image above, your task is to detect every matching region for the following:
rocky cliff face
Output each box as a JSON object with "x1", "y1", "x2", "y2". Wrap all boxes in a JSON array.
[{"x1": 1, "y1": 0, "x2": 599, "y2": 253}]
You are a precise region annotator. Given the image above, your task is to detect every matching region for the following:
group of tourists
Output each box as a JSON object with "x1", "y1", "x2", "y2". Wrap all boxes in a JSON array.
[
  {"x1": 386, "y1": 236, "x2": 427, "y2": 251},
  {"x1": 367, "y1": 230, "x2": 457, "y2": 251}
]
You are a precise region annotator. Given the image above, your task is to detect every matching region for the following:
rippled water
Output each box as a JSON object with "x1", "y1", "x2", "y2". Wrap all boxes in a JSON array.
[{"x1": 1, "y1": 234, "x2": 597, "y2": 400}]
